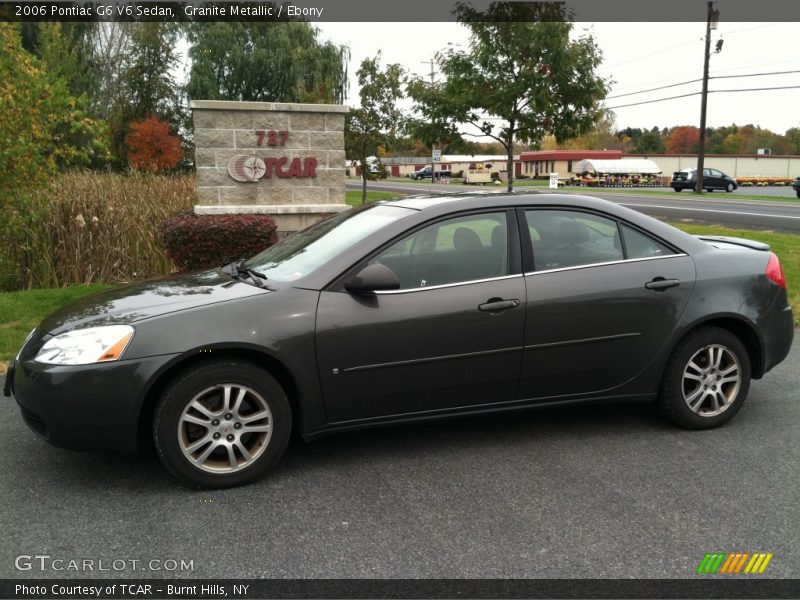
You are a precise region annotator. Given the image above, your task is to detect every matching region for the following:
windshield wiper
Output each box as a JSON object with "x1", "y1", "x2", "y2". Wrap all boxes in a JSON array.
[{"x1": 228, "y1": 259, "x2": 267, "y2": 287}]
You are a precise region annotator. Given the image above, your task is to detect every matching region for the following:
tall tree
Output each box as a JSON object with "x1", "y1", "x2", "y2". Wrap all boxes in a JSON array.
[
  {"x1": 108, "y1": 23, "x2": 184, "y2": 166},
  {"x1": 186, "y1": 22, "x2": 348, "y2": 104},
  {"x1": 344, "y1": 53, "x2": 405, "y2": 203},
  {"x1": 408, "y1": 2, "x2": 608, "y2": 191}
]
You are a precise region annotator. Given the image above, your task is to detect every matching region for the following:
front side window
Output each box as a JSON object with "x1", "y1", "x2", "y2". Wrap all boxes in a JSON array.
[
  {"x1": 245, "y1": 204, "x2": 413, "y2": 282},
  {"x1": 371, "y1": 212, "x2": 509, "y2": 290}
]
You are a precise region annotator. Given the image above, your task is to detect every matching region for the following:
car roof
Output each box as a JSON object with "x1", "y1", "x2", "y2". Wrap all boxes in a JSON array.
[
  {"x1": 384, "y1": 191, "x2": 629, "y2": 213},
  {"x1": 380, "y1": 190, "x2": 706, "y2": 251}
]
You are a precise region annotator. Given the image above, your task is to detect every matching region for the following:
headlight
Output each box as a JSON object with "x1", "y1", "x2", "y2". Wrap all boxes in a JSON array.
[{"x1": 34, "y1": 325, "x2": 135, "y2": 365}]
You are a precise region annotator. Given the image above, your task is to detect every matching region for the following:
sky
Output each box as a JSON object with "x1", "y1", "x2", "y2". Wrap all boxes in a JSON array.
[{"x1": 316, "y1": 21, "x2": 800, "y2": 136}]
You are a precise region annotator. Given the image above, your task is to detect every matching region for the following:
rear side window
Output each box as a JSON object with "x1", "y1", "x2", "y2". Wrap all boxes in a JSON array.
[
  {"x1": 526, "y1": 210, "x2": 623, "y2": 270},
  {"x1": 620, "y1": 224, "x2": 675, "y2": 259},
  {"x1": 526, "y1": 210, "x2": 676, "y2": 271}
]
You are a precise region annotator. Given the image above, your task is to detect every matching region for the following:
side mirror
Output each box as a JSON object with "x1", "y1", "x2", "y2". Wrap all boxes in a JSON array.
[{"x1": 345, "y1": 263, "x2": 400, "y2": 295}]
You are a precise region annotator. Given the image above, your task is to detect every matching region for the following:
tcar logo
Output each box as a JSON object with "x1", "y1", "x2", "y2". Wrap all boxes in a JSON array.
[{"x1": 227, "y1": 155, "x2": 318, "y2": 183}]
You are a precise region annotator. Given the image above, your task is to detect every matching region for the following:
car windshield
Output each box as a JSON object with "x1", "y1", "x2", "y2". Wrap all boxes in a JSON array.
[{"x1": 244, "y1": 204, "x2": 413, "y2": 282}]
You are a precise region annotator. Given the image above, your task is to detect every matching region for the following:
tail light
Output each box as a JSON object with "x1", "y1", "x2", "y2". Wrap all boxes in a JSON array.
[{"x1": 765, "y1": 252, "x2": 786, "y2": 289}]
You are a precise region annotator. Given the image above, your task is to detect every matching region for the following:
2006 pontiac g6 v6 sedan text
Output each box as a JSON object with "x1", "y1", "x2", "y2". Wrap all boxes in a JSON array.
[{"x1": 4, "y1": 194, "x2": 794, "y2": 488}]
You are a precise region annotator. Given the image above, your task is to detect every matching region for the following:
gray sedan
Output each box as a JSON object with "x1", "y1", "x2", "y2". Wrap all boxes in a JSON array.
[{"x1": 5, "y1": 193, "x2": 794, "y2": 488}]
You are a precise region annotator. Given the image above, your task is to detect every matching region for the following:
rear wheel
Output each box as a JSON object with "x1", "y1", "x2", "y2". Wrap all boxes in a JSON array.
[
  {"x1": 658, "y1": 327, "x2": 751, "y2": 429},
  {"x1": 154, "y1": 360, "x2": 291, "y2": 488},
  {"x1": 673, "y1": 187, "x2": 681, "y2": 192}
]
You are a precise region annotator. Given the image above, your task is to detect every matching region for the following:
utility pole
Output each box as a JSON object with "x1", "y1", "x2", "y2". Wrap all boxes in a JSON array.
[
  {"x1": 696, "y1": 1, "x2": 718, "y2": 194},
  {"x1": 422, "y1": 58, "x2": 439, "y2": 184}
]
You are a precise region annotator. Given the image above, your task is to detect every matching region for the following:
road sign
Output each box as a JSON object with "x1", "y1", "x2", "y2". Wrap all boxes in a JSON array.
[
  {"x1": 549, "y1": 173, "x2": 559, "y2": 189},
  {"x1": 432, "y1": 150, "x2": 442, "y2": 162}
]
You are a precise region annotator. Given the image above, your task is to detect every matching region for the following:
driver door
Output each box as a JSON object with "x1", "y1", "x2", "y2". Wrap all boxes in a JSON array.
[{"x1": 315, "y1": 210, "x2": 526, "y2": 423}]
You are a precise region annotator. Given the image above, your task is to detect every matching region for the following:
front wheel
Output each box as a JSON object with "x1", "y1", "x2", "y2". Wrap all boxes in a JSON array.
[
  {"x1": 657, "y1": 327, "x2": 751, "y2": 429},
  {"x1": 154, "y1": 360, "x2": 292, "y2": 488},
  {"x1": 726, "y1": 182, "x2": 735, "y2": 192},
  {"x1": 673, "y1": 187, "x2": 682, "y2": 192}
]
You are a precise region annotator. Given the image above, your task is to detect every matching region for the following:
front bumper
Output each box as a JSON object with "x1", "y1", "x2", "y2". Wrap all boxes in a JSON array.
[{"x1": 10, "y1": 354, "x2": 177, "y2": 453}]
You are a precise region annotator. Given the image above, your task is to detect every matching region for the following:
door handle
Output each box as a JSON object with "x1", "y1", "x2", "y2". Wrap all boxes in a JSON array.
[
  {"x1": 645, "y1": 277, "x2": 680, "y2": 291},
  {"x1": 478, "y1": 298, "x2": 520, "y2": 312}
]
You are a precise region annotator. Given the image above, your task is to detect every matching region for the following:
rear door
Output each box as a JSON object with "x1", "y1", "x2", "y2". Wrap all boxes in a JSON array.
[
  {"x1": 519, "y1": 209, "x2": 696, "y2": 399},
  {"x1": 316, "y1": 210, "x2": 527, "y2": 423}
]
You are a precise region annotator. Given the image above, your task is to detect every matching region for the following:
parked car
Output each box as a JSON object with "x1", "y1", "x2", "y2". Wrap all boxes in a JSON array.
[
  {"x1": 6, "y1": 193, "x2": 793, "y2": 488},
  {"x1": 792, "y1": 176, "x2": 800, "y2": 198},
  {"x1": 671, "y1": 167, "x2": 738, "y2": 192},
  {"x1": 410, "y1": 166, "x2": 452, "y2": 180}
]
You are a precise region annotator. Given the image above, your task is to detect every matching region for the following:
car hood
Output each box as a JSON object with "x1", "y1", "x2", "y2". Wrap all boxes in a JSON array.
[{"x1": 39, "y1": 269, "x2": 269, "y2": 336}]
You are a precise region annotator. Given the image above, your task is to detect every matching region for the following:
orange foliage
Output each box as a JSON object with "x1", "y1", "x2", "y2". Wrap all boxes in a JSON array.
[
  {"x1": 666, "y1": 126, "x2": 700, "y2": 154},
  {"x1": 126, "y1": 117, "x2": 183, "y2": 172}
]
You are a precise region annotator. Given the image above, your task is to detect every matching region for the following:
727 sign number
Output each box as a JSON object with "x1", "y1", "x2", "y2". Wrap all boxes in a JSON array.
[{"x1": 255, "y1": 130, "x2": 289, "y2": 147}]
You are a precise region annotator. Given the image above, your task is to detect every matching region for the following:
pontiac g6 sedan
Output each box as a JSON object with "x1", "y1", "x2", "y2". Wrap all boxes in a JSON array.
[{"x1": 5, "y1": 194, "x2": 794, "y2": 488}]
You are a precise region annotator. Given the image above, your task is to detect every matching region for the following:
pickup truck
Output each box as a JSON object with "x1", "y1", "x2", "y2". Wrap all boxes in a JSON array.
[
  {"x1": 410, "y1": 166, "x2": 452, "y2": 180},
  {"x1": 793, "y1": 176, "x2": 800, "y2": 198}
]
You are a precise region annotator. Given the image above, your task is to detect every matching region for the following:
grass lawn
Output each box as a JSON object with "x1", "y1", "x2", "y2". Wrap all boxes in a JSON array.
[
  {"x1": 345, "y1": 189, "x2": 405, "y2": 206},
  {"x1": 669, "y1": 223, "x2": 799, "y2": 325},
  {"x1": 559, "y1": 186, "x2": 800, "y2": 203},
  {"x1": 1, "y1": 223, "x2": 797, "y2": 369},
  {"x1": 0, "y1": 285, "x2": 112, "y2": 365}
]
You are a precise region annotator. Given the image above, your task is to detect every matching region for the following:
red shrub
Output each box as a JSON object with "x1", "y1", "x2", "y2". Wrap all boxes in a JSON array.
[{"x1": 163, "y1": 214, "x2": 279, "y2": 270}]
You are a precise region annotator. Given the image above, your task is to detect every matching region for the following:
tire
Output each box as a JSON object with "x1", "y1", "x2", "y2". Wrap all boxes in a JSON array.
[
  {"x1": 673, "y1": 187, "x2": 681, "y2": 192},
  {"x1": 658, "y1": 327, "x2": 751, "y2": 429},
  {"x1": 795, "y1": 190, "x2": 799, "y2": 198},
  {"x1": 154, "y1": 360, "x2": 292, "y2": 488},
  {"x1": 705, "y1": 188, "x2": 713, "y2": 193},
  {"x1": 726, "y1": 182, "x2": 735, "y2": 193}
]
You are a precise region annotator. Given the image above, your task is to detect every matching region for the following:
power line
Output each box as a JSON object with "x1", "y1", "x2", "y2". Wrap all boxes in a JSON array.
[
  {"x1": 606, "y1": 69, "x2": 800, "y2": 100},
  {"x1": 607, "y1": 84, "x2": 800, "y2": 110},
  {"x1": 712, "y1": 69, "x2": 800, "y2": 80},
  {"x1": 607, "y1": 79, "x2": 701, "y2": 100},
  {"x1": 609, "y1": 70, "x2": 800, "y2": 100}
]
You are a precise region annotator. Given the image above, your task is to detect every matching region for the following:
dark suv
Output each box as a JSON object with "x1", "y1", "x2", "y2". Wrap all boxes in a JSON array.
[{"x1": 671, "y1": 168, "x2": 738, "y2": 193}]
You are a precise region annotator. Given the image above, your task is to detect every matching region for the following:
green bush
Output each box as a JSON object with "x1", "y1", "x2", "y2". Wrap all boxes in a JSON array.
[{"x1": 163, "y1": 214, "x2": 278, "y2": 270}]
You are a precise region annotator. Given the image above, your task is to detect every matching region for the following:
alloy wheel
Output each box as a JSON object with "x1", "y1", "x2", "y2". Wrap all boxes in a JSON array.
[
  {"x1": 681, "y1": 344, "x2": 741, "y2": 417},
  {"x1": 177, "y1": 383, "x2": 272, "y2": 473}
]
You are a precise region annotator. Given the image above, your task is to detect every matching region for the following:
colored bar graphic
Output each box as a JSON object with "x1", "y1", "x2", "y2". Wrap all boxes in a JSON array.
[
  {"x1": 698, "y1": 552, "x2": 773, "y2": 575},
  {"x1": 697, "y1": 552, "x2": 726, "y2": 574},
  {"x1": 744, "y1": 553, "x2": 774, "y2": 574}
]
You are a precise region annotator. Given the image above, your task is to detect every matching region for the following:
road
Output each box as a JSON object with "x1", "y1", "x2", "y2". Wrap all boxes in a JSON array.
[
  {"x1": 1, "y1": 336, "x2": 798, "y2": 579},
  {"x1": 350, "y1": 181, "x2": 800, "y2": 233}
]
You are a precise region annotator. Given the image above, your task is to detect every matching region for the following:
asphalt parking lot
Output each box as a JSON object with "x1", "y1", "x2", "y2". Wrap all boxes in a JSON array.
[{"x1": 1, "y1": 336, "x2": 798, "y2": 580}]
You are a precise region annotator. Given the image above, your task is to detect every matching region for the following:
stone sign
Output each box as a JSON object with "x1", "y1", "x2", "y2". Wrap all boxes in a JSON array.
[{"x1": 191, "y1": 100, "x2": 349, "y2": 232}]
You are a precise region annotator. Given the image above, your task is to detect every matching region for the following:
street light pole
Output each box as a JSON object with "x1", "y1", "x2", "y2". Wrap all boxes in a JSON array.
[{"x1": 696, "y1": 1, "x2": 717, "y2": 194}]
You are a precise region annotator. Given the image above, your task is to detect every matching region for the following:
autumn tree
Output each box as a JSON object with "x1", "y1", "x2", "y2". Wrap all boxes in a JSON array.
[
  {"x1": 126, "y1": 117, "x2": 183, "y2": 172},
  {"x1": 665, "y1": 126, "x2": 701, "y2": 154},
  {"x1": 408, "y1": 2, "x2": 608, "y2": 192},
  {"x1": 0, "y1": 23, "x2": 107, "y2": 288},
  {"x1": 344, "y1": 53, "x2": 405, "y2": 203}
]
